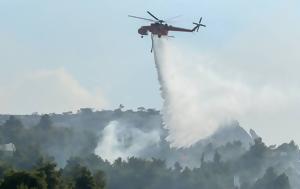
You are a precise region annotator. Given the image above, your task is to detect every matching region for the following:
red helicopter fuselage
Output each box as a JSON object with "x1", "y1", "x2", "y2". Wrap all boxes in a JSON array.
[{"x1": 138, "y1": 23, "x2": 169, "y2": 37}]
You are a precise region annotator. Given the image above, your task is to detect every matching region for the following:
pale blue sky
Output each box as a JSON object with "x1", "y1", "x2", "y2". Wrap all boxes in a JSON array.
[{"x1": 0, "y1": 0, "x2": 286, "y2": 110}]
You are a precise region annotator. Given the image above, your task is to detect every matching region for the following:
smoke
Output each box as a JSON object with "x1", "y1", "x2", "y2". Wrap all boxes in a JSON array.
[
  {"x1": 94, "y1": 121, "x2": 161, "y2": 162},
  {"x1": 152, "y1": 36, "x2": 298, "y2": 148}
]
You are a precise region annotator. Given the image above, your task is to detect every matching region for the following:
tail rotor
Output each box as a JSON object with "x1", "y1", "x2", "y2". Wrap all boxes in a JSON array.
[{"x1": 193, "y1": 17, "x2": 206, "y2": 32}]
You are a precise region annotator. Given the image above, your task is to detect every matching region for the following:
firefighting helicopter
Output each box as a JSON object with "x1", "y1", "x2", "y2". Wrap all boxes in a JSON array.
[{"x1": 129, "y1": 11, "x2": 206, "y2": 52}]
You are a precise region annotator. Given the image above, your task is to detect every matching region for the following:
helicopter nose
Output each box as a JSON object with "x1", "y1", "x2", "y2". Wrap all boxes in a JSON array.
[{"x1": 138, "y1": 27, "x2": 148, "y2": 35}]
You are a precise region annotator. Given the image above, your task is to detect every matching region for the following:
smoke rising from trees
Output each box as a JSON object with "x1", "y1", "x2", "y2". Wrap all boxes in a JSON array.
[
  {"x1": 94, "y1": 121, "x2": 161, "y2": 162},
  {"x1": 0, "y1": 113, "x2": 299, "y2": 189}
]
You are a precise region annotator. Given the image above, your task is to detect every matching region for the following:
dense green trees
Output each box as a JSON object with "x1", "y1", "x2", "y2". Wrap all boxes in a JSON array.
[
  {"x1": 241, "y1": 167, "x2": 291, "y2": 189},
  {"x1": 0, "y1": 171, "x2": 47, "y2": 189},
  {"x1": 36, "y1": 160, "x2": 61, "y2": 189},
  {"x1": 0, "y1": 115, "x2": 298, "y2": 189},
  {"x1": 0, "y1": 158, "x2": 106, "y2": 189},
  {"x1": 74, "y1": 167, "x2": 95, "y2": 189}
]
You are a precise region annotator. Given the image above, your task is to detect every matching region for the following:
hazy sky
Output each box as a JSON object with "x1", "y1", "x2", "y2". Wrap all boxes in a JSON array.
[{"x1": 1, "y1": 1, "x2": 300, "y2": 144}]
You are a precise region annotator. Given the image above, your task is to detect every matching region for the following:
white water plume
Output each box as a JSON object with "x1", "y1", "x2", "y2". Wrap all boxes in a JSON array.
[{"x1": 153, "y1": 36, "x2": 298, "y2": 148}]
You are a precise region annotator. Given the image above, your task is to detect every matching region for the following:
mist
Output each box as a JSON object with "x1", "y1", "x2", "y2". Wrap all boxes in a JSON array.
[
  {"x1": 153, "y1": 36, "x2": 243, "y2": 147},
  {"x1": 152, "y1": 36, "x2": 300, "y2": 147}
]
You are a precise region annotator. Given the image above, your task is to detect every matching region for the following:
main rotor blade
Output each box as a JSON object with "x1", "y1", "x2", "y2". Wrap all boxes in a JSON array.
[
  {"x1": 165, "y1": 15, "x2": 181, "y2": 22},
  {"x1": 147, "y1": 11, "x2": 160, "y2": 21},
  {"x1": 128, "y1": 15, "x2": 156, "y2": 22}
]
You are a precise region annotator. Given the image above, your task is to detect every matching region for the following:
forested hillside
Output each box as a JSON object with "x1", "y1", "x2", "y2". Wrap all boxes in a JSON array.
[{"x1": 0, "y1": 109, "x2": 298, "y2": 189}]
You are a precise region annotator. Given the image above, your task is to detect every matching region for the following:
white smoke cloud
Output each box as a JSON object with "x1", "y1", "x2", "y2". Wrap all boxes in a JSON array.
[
  {"x1": 0, "y1": 69, "x2": 108, "y2": 114},
  {"x1": 94, "y1": 121, "x2": 160, "y2": 162},
  {"x1": 153, "y1": 36, "x2": 300, "y2": 147}
]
